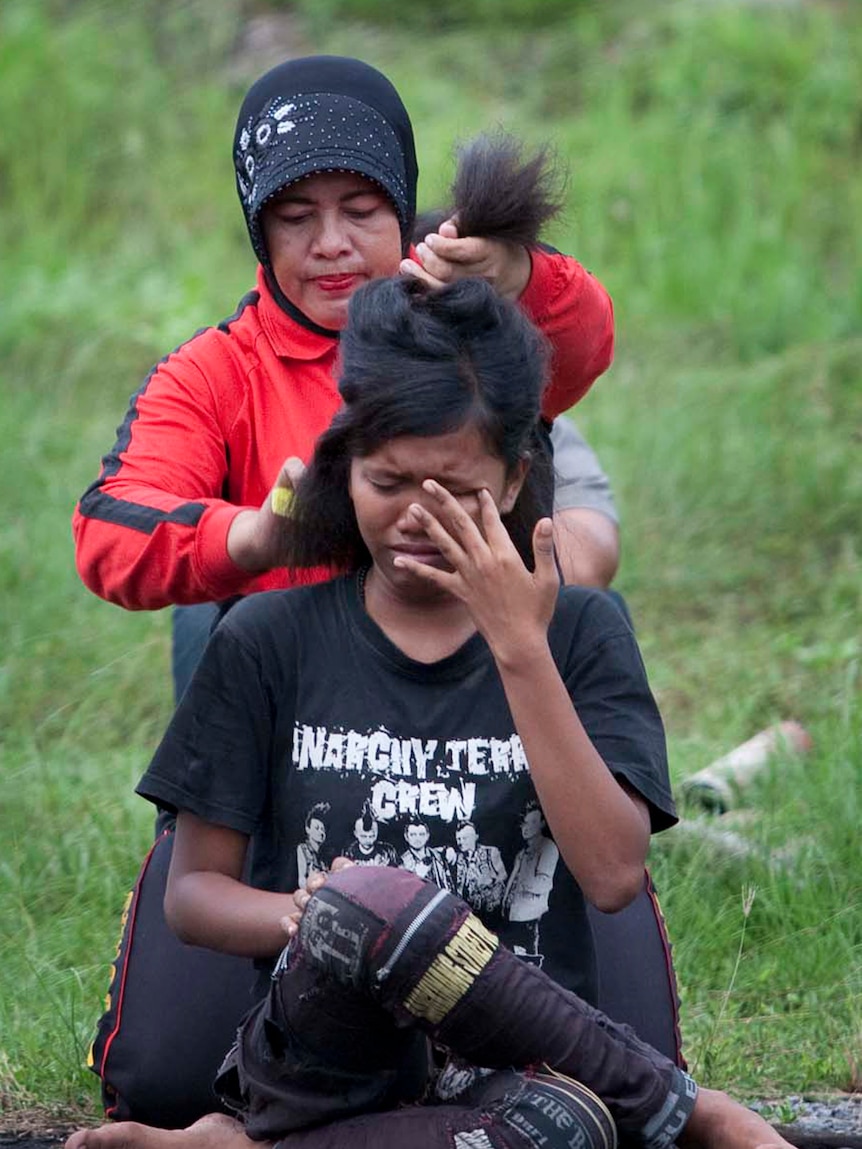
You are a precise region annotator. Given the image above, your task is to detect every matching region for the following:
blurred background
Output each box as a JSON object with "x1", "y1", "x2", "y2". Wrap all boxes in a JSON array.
[{"x1": 1, "y1": 0, "x2": 859, "y2": 1120}]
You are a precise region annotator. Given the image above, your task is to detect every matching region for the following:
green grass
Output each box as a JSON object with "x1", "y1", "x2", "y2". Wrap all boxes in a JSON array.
[{"x1": 1, "y1": 0, "x2": 860, "y2": 1118}]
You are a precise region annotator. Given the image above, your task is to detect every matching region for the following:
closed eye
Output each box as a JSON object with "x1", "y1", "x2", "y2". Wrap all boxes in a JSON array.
[{"x1": 272, "y1": 211, "x2": 311, "y2": 225}]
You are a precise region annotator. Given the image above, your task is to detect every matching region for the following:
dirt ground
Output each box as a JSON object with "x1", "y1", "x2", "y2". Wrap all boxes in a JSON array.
[
  {"x1": 0, "y1": 1130, "x2": 75, "y2": 1149},
  {"x1": 2, "y1": 1122, "x2": 862, "y2": 1149}
]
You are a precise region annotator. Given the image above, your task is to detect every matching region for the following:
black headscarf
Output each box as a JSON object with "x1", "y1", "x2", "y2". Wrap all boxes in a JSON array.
[{"x1": 234, "y1": 56, "x2": 418, "y2": 325}]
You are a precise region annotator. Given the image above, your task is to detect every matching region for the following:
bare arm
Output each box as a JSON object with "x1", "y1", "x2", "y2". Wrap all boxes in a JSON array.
[
  {"x1": 553, "y1": 507, "x2": 620, "y2": 588},
  {"x1": 490, "y1": 620, "x2": 650, "y2": 911},
  {"x1": 165, "y1": 811, "x2": 299, "y2": 957},
  {"x1": 550, "y1": 418, "x2": 620, "y2": 587},
  {"x1": 72, "y1": 288, "x2": 339, "y2": 610},
  {"x1": 393, "y1": 484, "x2": 650, "y2": 912},
  {"x1": 681, "y1": 1088, "x2": 796, "y2": 1149},
  {"x1": 225, "y1": 457, "x2": 304, "y2": 574},
  {"x1": 72, "y1": 352, "x2": 256, "y2": 609}
]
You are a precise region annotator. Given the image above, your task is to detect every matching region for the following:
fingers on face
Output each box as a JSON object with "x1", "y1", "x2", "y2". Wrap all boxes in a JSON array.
[
  {"x1": 478, "y1": 486, "x2": 511, "y2": 541},
  {"x1": 398, "y1": 508, "x2": 462, "y2": 575},
  {"x1": 394, "y1": 483, "x2": 507, "y2": 584},
  {"x1": 420, "y1": 481, "x2": 486, "y2": 550},
  {"x1": 393, "y1": 553, "x2": 449, "y2": 589}
]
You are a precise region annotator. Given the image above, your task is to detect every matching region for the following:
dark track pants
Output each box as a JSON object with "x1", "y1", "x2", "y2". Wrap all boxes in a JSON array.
[{"x1": 217, "y1": 867, "x2": 696, "y2": 1149}]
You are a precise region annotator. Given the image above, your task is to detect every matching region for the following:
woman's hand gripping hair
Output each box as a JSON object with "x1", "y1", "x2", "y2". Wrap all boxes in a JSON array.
[{"x1": 226, "y1": 456, "x2": 305, "y2": 574}]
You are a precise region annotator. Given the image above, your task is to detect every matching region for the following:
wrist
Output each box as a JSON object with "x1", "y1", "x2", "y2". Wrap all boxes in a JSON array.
[
  {"x1": 499, "y1": 245, "x2": 532, "y2": 301},
  {"x1": 491, "y1": 630, "x2": 551, "y2": 674},
  {"x1": 646, "y1": 1070, "x2": 699, "y2": 1149},
  {"x1": 197, "y1": 504, "x2": 266, "y2": 598},
  {"x1": 227, "y1": 504, "x2": 291, "y2": 575},
  {"x1": 226, "y1": 509, "x2": 272, "y2": 573}
]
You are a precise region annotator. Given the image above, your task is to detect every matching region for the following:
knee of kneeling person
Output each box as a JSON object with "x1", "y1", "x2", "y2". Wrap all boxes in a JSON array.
[
  {"x1": 499, "y1": 1074, "x2": 617, "y2": 1149},
  {"x1": 296, "y1": 866, "x2": 454, "y2": 982}
]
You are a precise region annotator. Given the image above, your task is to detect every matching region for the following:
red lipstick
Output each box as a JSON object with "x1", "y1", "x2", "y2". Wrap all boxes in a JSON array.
[{"x1": 314, "y1": 274, "x2": 359, "y2": 293}]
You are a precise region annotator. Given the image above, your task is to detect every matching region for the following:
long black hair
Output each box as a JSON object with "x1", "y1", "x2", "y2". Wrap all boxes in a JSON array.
[{"x1": 285, "y1": 276, "x2": 552, "y2": 573}]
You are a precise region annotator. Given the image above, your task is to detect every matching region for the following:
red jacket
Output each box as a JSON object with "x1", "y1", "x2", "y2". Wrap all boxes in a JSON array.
[{"x1": 73, "y1": 252, "x2": 613, "y2": 609}]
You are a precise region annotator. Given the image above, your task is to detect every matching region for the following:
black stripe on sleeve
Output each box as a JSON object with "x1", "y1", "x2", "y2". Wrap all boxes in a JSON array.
[{"x1": 77, "y1": 292, "x2": 258, "y2": 536}]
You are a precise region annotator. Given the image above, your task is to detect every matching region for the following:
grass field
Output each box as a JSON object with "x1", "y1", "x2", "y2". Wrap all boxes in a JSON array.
[{"x1": 1, "y1": 0, "x2": 859, "y2": 1119}]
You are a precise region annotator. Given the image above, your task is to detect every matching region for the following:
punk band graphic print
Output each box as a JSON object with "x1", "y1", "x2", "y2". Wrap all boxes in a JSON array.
[
  {"x1": 137, "y1": 575, "x2": 677, "y2": 1003},
  {"x1": 291, "y1": 719, "x2": 560, "y2": 965}
]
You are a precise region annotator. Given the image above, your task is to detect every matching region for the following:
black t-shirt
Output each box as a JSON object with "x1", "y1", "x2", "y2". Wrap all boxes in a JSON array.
[{"x1": 138, "y1": 576, "x2": 676, "y2": 1004}]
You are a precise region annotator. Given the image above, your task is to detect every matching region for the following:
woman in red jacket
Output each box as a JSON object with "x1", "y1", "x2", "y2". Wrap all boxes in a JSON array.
[{"x1": 72, "y1": 55, "x2": 616, "y2": 616}]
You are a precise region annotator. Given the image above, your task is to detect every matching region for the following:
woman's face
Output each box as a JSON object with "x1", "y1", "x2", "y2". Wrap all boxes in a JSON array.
[
  {"x1": 348, "y1": 424, "x2": 526, "y2": 601},
  {"x1": 262, "y1": 171, "x2": 401, "y2": 331}
]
